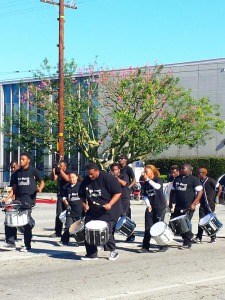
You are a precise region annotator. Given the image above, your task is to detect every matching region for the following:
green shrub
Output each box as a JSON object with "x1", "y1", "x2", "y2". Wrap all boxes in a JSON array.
[
  {"x1": 145, "y1": 156, "x2": 225, "y2": 180},
  {"x1": 43, "y1": 179, "x2": 57, "y2": 193}
]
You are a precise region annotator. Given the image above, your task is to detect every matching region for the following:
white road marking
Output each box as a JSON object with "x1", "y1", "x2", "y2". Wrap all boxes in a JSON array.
[{"x1": 95, "y1": 275, "x2": 225, "y2": 299}]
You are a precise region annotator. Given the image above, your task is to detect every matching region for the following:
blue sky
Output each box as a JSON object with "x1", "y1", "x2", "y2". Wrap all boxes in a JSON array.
[{"x1": 1, "y1": 0, "x2": 225, "y2": 81}]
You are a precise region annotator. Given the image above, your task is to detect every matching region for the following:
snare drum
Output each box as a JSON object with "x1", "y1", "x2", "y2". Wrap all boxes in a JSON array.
[
  {"x1": 5, "y1": 209, "x2": 29, "y2": 227},
  {"x1": 69, "y1": 218, "x2": 85, "y2": 243},
  {"x1": 169, "y1": 215, "x2": 191, "y2": 235},
  {"x1": 150, "y1": 221, "x2": 174, "y2": 245},
  {"x1": 199, "y1": 213, "x2": 223, "y2": 236},
  {"x1": 115, "y1": 216, "x2": 136, "y2": 237},
  {"x1": 85, "y1": 220, "x2": 109, "y2": 246}
]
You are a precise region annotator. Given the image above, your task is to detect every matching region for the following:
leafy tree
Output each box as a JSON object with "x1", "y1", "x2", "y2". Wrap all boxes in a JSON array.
[{"x1": 1, "y1": 59, "x2": 225, "y2": 169}]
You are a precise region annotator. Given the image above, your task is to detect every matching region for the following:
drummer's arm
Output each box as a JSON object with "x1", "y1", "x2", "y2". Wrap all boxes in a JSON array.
[
  {"x1": 80, "y1": 197, "x2": 89, "y2": 212},
  {"x1": 104, "y1": 193, "x2": 121, "y2": 211},
  {"x1": 4, "y1": 185, "x2": 16, "y2": 202},
  {"x1": 190, "y1": 187, "x2": 203, "y2": 211},
  {"x1": 62, "y1": 197, "x2": 69, "y2": 206}
]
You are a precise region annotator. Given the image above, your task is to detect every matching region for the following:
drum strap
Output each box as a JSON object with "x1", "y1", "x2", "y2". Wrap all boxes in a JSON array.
[{"x1": 201, "y1": 178, "x2": 212, "y2": 213}]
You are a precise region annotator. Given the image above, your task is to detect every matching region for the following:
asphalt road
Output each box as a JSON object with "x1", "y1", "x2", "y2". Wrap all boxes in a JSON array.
[{"x1": 1, "y1": 199, "x2": 225, "y2": 300}]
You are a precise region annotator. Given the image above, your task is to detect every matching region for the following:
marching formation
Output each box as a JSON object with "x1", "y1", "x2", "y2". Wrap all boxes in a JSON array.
[{"x1": 0, "y1": 155, "x2": 224, "y2": 261}]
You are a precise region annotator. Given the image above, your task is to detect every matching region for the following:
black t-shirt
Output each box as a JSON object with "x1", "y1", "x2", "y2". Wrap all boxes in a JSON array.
[
  {"x1": 57, "y1": 170, "x2": 70, "y2": 195},
  {"x1": 200, "y1": 177, "x2": 217, "y2": 209},
  {"x1": 173, "y1": 175, "x2": 202, "y2": 209},
  {"x1": 9, "y1": 172, "x2": 17, "y2": 187},
  {"x1": 12, "y1": 166, "x2": 43, "y2": 204},
  {"x1": 119, "y1": 173, "x2": 130, "y2": 201},
  {"x1": 62, "y1": 182, "x2": 83, "y2": 218},
  {"x1": 78, "y1": 171, "x2": 122, "y2": 221},
  {"x1": 143, "y1": 177, "x2": 166, "y2": 210},
  {"x1": 120, "y1": 165, "x2": 135, "y2": 185}
]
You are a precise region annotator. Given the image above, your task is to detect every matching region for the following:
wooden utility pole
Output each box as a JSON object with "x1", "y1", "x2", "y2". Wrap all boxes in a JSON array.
[{"x1": 40, "y1": 0, "x2": 77, "y2": 159}]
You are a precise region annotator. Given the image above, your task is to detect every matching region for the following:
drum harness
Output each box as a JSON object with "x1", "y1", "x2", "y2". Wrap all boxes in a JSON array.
[{"x1": 200, "y1": 178, "x2": 213, "y2": 214}]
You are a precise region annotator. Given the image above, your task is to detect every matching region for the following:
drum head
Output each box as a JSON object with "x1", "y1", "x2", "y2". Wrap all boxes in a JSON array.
[
  {"x1": 150, "y1": 222, "x2": 167, "y2": 237},
  {"x1": 85, "y1": 220, "x2": 107, "y2": 230},
  {"x1": 69, "y1": 219, "x2": 84, "y2": 234},
  {"x1": 199, "y1": 213, "x2": 214, "y2": 226}
]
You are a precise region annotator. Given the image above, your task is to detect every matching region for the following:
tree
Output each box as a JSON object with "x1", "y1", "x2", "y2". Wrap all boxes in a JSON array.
[{"x1": 1, "y1": 59, "x2": 225, "y2": 169}]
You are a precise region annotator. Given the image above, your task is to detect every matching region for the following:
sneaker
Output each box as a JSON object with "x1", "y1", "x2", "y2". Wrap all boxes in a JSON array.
[
  {"x1": 0, "y1": 243, "x2": 16, "y2": 251},
  {"x1": 158, "y1": 246, "x2": 169, "y2": 252},
  {"x1": 20, "y1": 247, "x2": 31, "y2": 252},
  {"x1": 137, "y1": 248, "x2": 149, "y2": 253},
  {"x1": 210, "y1": 238, "x2": 216, "y2": 243},
  {"x1": 55, "y1": 241, "x2": 68, "y2": 246},
  {"x1": 108, "y1": 251, "x2": 119, "y2": 261},
  {"x1": 81, "y1": 255, "x2": 98, "y2": 261},
  {"x1": 178, "y1": 245, "x2": 191, "y2": 250},
  {"x1": 192, "y1": 237, "x2": 202, "y2": 244},
  {"x1": 126, "y1": 235, "x2": 135, "y2": 242},
  {"x1": 49, "y1": 233, "x2": 61, "y2": 238}
]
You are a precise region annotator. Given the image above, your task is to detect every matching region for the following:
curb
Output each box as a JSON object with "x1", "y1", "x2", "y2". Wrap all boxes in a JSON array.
[{"x1": 36, "y1": 199, "x2": 57, "y2": 204}]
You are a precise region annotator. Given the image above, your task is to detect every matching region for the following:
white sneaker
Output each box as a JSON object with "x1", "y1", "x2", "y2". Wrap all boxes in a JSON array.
[
  {"x1": 108, "y1": 251, "x2": 119, "y2": 261},
  {"x1": 0, "y1": 243, "x2": 16, "y2": 251},
  {"x1": 20, "y1": 247, "x2": 31, "y2": 252}
]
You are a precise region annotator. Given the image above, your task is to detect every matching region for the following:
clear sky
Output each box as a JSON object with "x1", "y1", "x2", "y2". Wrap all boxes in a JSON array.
[{"x1": 1, "y1": 0, "x2": 225, "y2": 81}]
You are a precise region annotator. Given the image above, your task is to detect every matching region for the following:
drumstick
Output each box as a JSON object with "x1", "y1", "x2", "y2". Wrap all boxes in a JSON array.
[{"x1": 93, "y1": 201, "x2": 102, "y2": 206}]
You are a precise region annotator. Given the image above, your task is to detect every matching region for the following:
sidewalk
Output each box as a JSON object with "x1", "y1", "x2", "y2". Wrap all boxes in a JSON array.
[{"x1": 36, "y1": 192, "x2": 57, "y2": 204}]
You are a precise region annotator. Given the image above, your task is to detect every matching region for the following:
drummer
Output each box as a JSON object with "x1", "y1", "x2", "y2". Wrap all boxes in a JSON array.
[
  {"x1": 192, "y1": 168, "x2": 222, "y2": 244},
  {"x1": 137, "y1": 165, "x2": 168, "y2": 253},
  {"x1": 2, "y1": 153, "x2": 44, "y2": 252},
  {"x1": 110, "y1": 163, "x2": 130, "y2": 216},
  {"x1": 0, "y1": 161, "x2": 19, "y2": 251},
  {"x1": 78, "y1": 162, "x2": 122, "y2": 261},
  {"x1": 170, "y1": 163, "x2": 203, "y2": 250},
  {"x1": 57, "y1": 172, "x2": 83, "y2": 246}
]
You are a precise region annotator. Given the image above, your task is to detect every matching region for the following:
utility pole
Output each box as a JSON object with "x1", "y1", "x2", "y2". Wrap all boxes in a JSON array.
[{"x1": 40, "y1": 0, "x2": 77, "y2": 159}]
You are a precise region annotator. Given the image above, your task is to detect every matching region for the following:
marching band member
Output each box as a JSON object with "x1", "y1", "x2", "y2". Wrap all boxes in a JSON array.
[
  {"x1": 50, "y1": 160, "x2": 70, "y2": 238},
  {"x1": 2, "y1": 153, "x2": 44, "y2": 252},
  {"x1": 138, "y1": 165, "x2": 167, "y2": 253},
  {"x1": 193, "y1": 168, "x2": 222, "y2": 244},
  {"x1": 78, "y1": 162, "x2": 121, "y2": 261},
  {"x1": 119, "y1": 155, "x2": 136, "y2": 242},
  {"x1": 57, "y1": 172, "x2": 83, "y2": 246},
  {"x1": 170, "y1": 163, "x2": 203, "y2": 250}
]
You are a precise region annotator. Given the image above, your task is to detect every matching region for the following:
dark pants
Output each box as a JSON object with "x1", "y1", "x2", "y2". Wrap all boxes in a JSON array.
[
  {"x1": 142, "y1": 208, "x2": 166, "y2": 250},
  {"x1": 61, "y1": 214, "x2": 81, "y2": 244},
  {"x1": 173, "y1": 209, "x2": 194, "y2": 247},
  {"x1": 5, "y1": 209, "x2": 33, "y2": 249},
  {"x1": 84, "y1": 216, "x2": 116, "y2": 258},
  {"x1": 54, "y1": 197, "x2": 66, "y2": 236},
  {"x1": 5, "y1": 225, "x2": 17, "y2": 242},
  {"x1": 126, "y1": 203, "x2": 135, "y2": 239},
  {"x1": 121, "y1": 200, "x2": 130, "y2": 216},
  {"x1": 196, "y1": 205, "x2": 215, "y2": 240}
]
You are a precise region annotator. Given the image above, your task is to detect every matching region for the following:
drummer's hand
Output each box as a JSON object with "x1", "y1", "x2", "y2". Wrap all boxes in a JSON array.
[
  {"x1": 36, "y1": 187, "x2": 42, "y2": 193},
  {"x1": 3, "y1": 198, "x2": 11, "y2": 204},
  {"x1": 190, "y1": 203, "x2": 196, "y2": 212},
  {"x1": 147, "y1": 205, "x2": 152, "y2": 212},
  {"x1": 103, "y1": 203, "x2": 112, "y2": 211},
  {"x1": 83, "y1": 203, "x2": 89, "y2": 212}
]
